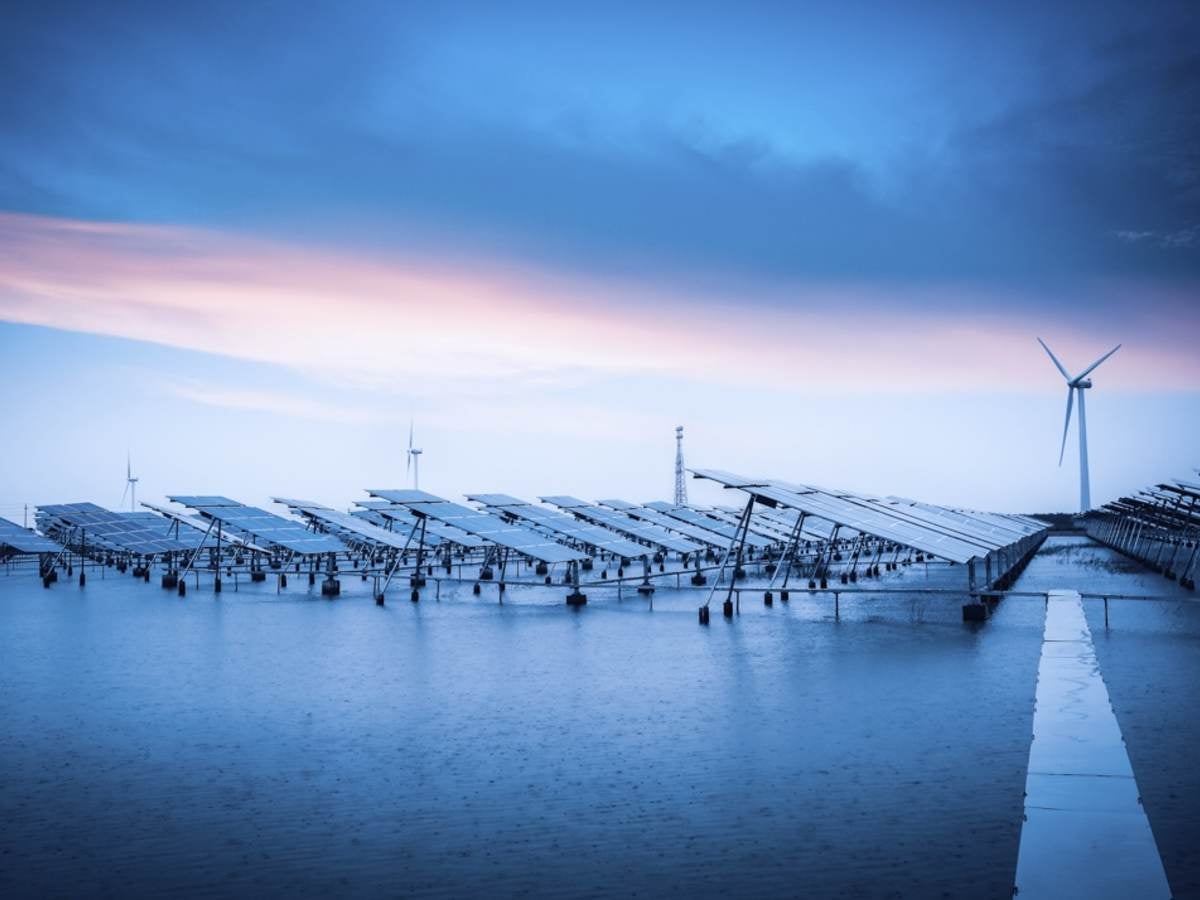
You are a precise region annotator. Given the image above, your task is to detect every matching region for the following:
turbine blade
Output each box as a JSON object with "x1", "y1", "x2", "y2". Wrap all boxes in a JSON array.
[
  {"x1": 1037, "y1": 338, "x2": 1071, "y2": 381},
  {"x1": 1058, "y1": 387, "x2": 1075, "y2": 466},
  {"x1": 121, "y1": 481, "x2": 130, "y2": 505},
  {"x1": 408, "y1": 418, "x2": 414, "y2": 451},
  {"x1": 1074, "y1": 343, "x2": 1121, "y2": 382}
]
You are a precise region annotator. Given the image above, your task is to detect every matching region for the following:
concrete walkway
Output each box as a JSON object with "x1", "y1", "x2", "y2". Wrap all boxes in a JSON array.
[{"x1": 1014, "y1": 589, "x2": 1172, "y2": 898}]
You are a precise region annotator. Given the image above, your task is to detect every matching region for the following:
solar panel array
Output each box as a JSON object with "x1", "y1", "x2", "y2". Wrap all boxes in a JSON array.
[
  {"x1": 0, "y1": 517, "x2": 61, "y2": 554},
  {"x1": 141, "y1": 501, "x2": 259, "y2": 549},
  {"x1": 642, "y1": 501, "x2": 775, "y2": 550},
  {"x1": 1087, "y1": 475, "x2": 1200, "y2": 589},
  {"x1": 368, "y1": 490, "x2": 584, "y2": 564},
  {"x1": 168, "y1": 497, "x2": 346, "y2": 555},
  {"x1": 540, "y1": 496, "x2": 701, "y2": 554},
  {"x1": 355, "y1": 502, "x2": 485, "y2": 549},
  {"x1": 597, "y1": 499, "x2": 735, "y2": 549},
  {"x1": 689, "y1": 470, "x2": 1039, "y2": 564},
  {"x1": 697, "y1": 505, "x2": 797, "y2": 542},
  {"x1": 808, "y1": 485, "x2": 1038, "y2": 552},
  {"x1": 741, "y1": 506, "x2": 839, "y2": 541},
  {"x1": 467, "y1": 494, "x2": 649, "y2": 559},
  {"x1": 274, "y1": 498, "x2": 413, "y2": 550},
  {"x1": 167, "y1": 495, "x2": 243, "y2": 508},
  {"x1": 37, "y1": 503, "x2": 192, "y2": 555}
]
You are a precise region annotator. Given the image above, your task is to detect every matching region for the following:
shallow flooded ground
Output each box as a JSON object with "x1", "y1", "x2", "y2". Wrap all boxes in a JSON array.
[{"x1": 0, "y1": 535, "x2": 1195, "y2": 898}]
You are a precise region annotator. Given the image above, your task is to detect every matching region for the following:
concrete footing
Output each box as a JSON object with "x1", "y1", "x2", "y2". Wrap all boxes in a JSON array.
[{"x1": 962, "y1": 602, "x2": 988, "y2": 622}]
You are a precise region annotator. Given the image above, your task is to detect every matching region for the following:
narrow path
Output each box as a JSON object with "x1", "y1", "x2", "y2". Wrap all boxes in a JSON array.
[{"x1": 1014, "y1": 589, "x2": 1172, "y2": 898}]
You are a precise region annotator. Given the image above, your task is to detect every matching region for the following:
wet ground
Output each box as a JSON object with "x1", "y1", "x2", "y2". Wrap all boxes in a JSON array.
[{"x1": 0, "y1": 535, "x2": 1195, "y2": 898}]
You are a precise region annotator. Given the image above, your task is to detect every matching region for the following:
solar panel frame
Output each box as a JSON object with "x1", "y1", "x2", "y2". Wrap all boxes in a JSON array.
[
  {"x1": 140, "y1": 502, "x2": 259, "y2": 549},
  {"x1": 355, "y1": 503, "x2": 482, "y2": 549},
  {"x1": 689, "y1": 469, "x2": 986, "y2": 564},
  {"x1": 694, "y1": 505, "x2": 797, "y2": 542},
  {"x1": 468, "y1": 494, "x2": 649, "y2": 559},
  {"x1": 539, "y1": 497, "x2": 702, "y2": 554},
  {"x1": 799, "y1": 485, "x2": 1008, "y2": 553},
  {"x1": 274, "y1": 499, "x2": 414, "y2": 550},
  {"x1": 36, "y1": 504, "x2": 194, "y2": 555},
  {"x1": 378, "y1": 493, "x2": 585, "y2": 564},
  {"x1": 170, "y1": 497, "x2": 347, "y2": 555},
  {"x1": 641, "y1": 501, "x2": 775, "y2": 549},
  {"x1": 596, "y1": 499, "x2": 737, "y2": 549},
  {"x1": 366, "y1": 489, "x2": 445, "y2": 505},
  {"x1": 0, "y1": 517, "x2": 62, "y2": 554}
]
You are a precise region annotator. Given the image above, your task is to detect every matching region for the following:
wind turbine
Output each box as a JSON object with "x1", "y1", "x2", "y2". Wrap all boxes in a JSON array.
[
  {"x1": 407, "y1": 420, "x2": 423, "y2": 490},
  {"x1": 120, "y1": 452, "x2": 139, "y2": 512},
  {"x1": 1037, "y1": 338, "x2": 1121, "y2": 512}
]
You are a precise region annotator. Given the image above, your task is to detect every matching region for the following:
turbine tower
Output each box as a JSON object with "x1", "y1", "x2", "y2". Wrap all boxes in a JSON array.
[
  {"x1": 673, "y1": 426, "x2": 688, "y2": 507},
  {"x1": 120, "y1": 452, "x2": 139, "y2": 512},
  {"x1": 407, "y1": 420, "x2": 423, "y2": 490},
  {"x1": 1037, "y1": 338, "x2": 1121, "y2": 512}
]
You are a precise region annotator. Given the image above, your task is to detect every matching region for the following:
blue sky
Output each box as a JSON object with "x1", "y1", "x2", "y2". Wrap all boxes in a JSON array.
[{"x1": 1, "y1": 0, "x2": 1197, "y2": 515}]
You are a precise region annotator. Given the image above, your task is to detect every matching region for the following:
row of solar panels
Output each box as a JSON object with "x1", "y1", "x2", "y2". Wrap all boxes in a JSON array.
[
  {"x1": 22, "y1": 491, "x2": 789, "y2": 562},
  {"x1": 689, "y1": 470, "x2": 1047, "y2": 565},
  {"x1": 11, "y1": 476, "x2": 1044, "y2": 567},
  {"x1": 1090, "y1": 475, "x2": 1200, "y2": 533}
]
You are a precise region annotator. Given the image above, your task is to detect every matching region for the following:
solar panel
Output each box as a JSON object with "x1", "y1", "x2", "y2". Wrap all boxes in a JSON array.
[
  {"x1": 689, "y1": 470, "x2": 987, "y2": 564},
  {"x1": 366, "y1": 489, "x2": 444, "y2": 505},
  {"x1": 886, "y1": 498, "x2": 1035, "y2": 542},
  {"x1": 355, "y1": 502, "x2": 482, "y2": 549},
  {"x1": 274, "y1": 498, "x2": 414, "y2": 550},
  {"x1": 36, "y1": 504, "x2": 192, "y2": 555},
  {"x1": 539, "y1": 497, "x2": 701, "y2": 554},
  {"x1": 597, "y1": 499, "x2": 737, "y2": 549},
  {"x1": 169, "y1": 497, "x2": 346, "y2": 555},
  {"x1": 467, "y1": 494, "x2": 650, "y2": 559},
  {"x1": 540, "y1": 495, "x2": 592, "y2": 509},
  {"x1": 741, "y1": 506, "x2": 839, "y2": 541},
  {"x1": 140, "y1": 502, "x2": 260, "y2": 549},
  {"x1": 695, "y1": 505, "x2": 796, "y2": 542},
  {"x1": 800, "y1": 486, "x2": 1006, "y2": 553},
  {"x1": 642, "y1": 501, "x2": 775, "y2": 549},
  {"x1": 166, "y1": 495, "x2": 242, "y2": 508},
  {"x1": 372, "y1": 492, "x2": 584, "y2": 564},
  {"x1": 467, "y1": 493, "x2": 528, "y2": 507},
  {"x1": 0, "y1": 517, "x2": 61, "y2": 554}
]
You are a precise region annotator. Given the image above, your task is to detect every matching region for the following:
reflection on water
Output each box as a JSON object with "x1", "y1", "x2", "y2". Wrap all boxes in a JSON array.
[{"x1": 0, "y1": 535, "x2": 1195, "y2": 898}]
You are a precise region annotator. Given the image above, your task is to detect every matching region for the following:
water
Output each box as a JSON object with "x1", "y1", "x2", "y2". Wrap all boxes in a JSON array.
[{"x1": 1, "y1": 536, "x2": 1196, "y2": 898}]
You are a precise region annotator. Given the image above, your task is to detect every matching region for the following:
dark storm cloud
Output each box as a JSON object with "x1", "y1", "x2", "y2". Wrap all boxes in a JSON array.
[{"x1": 1, "y1": 0, "x2": 1197, "y2": 300}]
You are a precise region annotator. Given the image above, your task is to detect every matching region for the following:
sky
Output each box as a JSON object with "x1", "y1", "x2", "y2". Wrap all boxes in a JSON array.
[{"x1": 1, "y1": 0, "x2": 1198, "y2": 518}]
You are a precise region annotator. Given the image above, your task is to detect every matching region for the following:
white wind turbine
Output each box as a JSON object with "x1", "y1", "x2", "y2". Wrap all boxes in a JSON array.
[
  {"x1": 1037, "y1": 338, "x2": 1121, "y2": 512},
  {"x1": 120, "y1": 452, "x2": 139, "y2": 512},
  {"x1": 407, "y1": 420, "x2": 423, "y2": 490}
]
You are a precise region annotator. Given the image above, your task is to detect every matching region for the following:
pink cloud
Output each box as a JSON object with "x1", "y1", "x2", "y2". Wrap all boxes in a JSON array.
[{"x1": 1, "y1": 210, "x2": 1196, "y2": 392}]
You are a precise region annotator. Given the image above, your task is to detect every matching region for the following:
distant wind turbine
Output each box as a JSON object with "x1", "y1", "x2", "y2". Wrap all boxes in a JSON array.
[
  {"x1": 407, "y1": 420, "x2": 423, "y2": 490},
  {"x1": 120, "y1": 452, "x2": 139, "y2": 512},
  {"x1": 1037, "y1": 338, "x2": 1121, "y2": 512}
]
